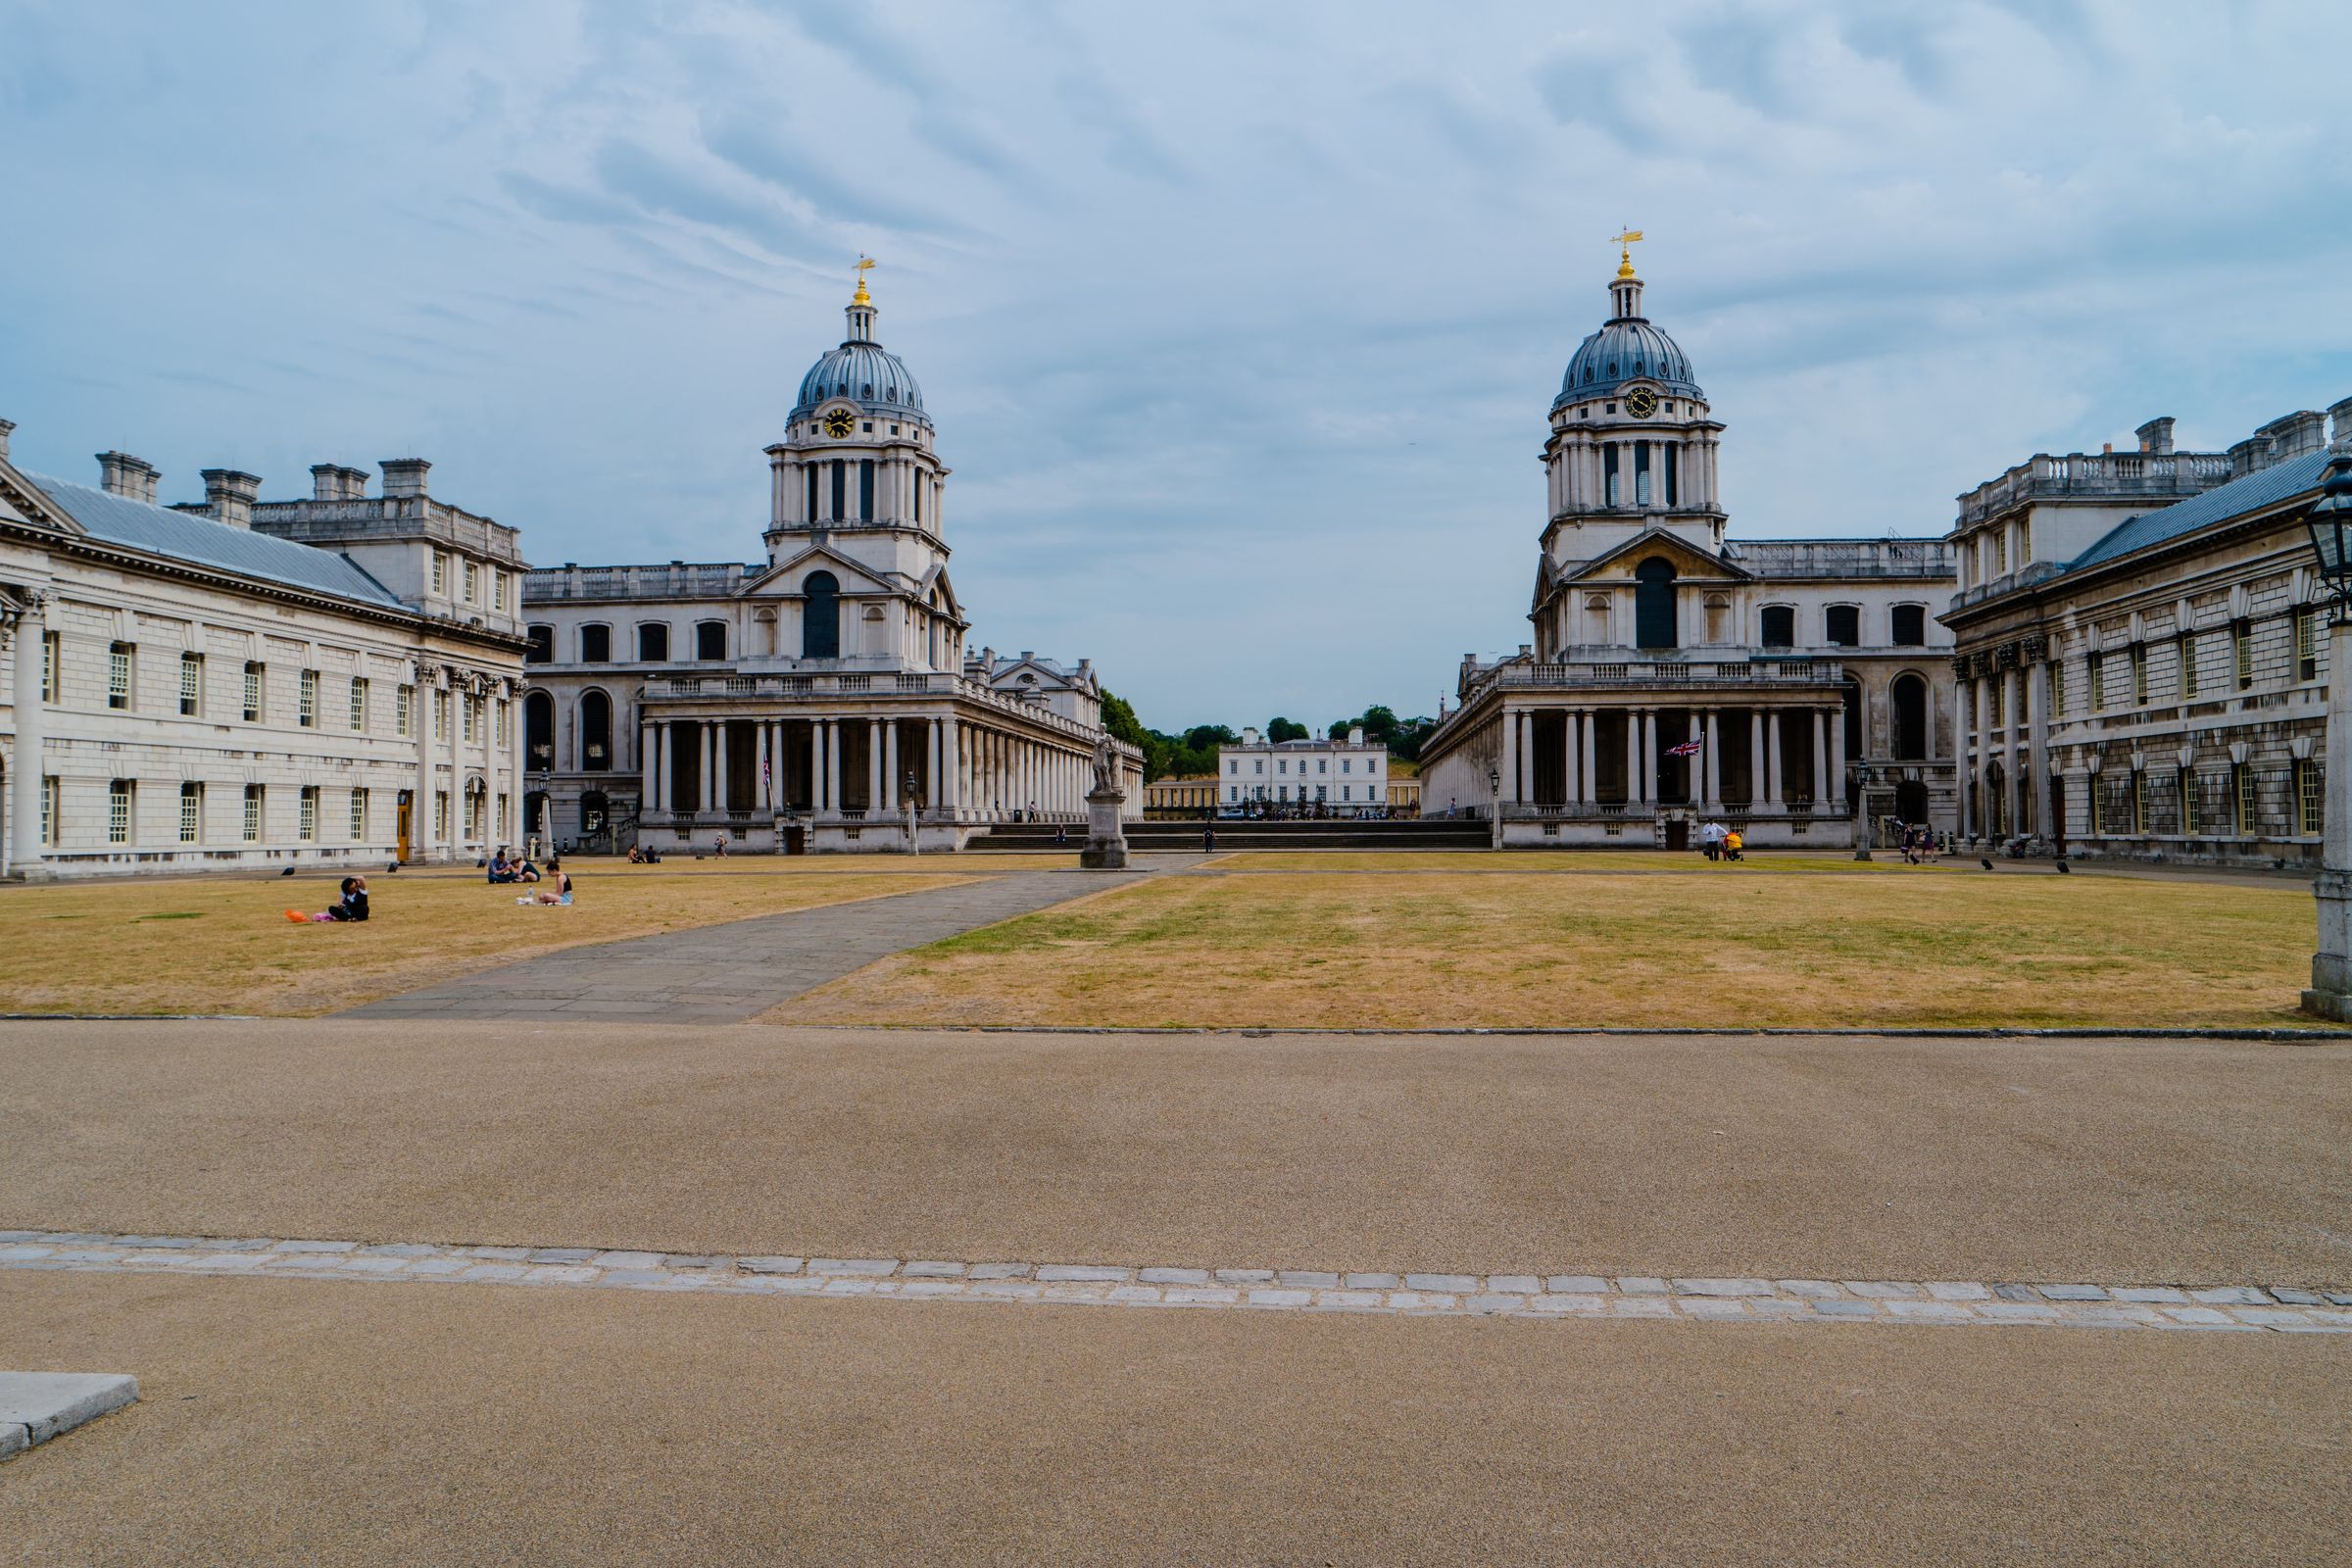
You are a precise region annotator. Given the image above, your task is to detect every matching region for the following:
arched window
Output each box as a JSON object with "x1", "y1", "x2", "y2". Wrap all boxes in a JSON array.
[
  {"x1": 636, "y1": 622, "x2": 669, "y2": 662},
  {"x1": 1760, "y1": 606, "x2": 1794, "y2": 649},
  {"x1": 1842, "y1": 675, "x2": 1864, "y2": 762},
  {"x1": 578, "y1": 624, "x2": 611, "y2": 663},
  {"x1": 1825, "y1": 605, "x2": 1861, "y2": 647},
  {"x1": 580, "y1": 790, "x2": 610, "y2": 838},
  {"x1": 1890, "y1": 604, "x2": 1927, "y2": 647},
  {"x1": 803, "y1": 571, "x2": 840, "y2": 660},
  {"x1": 524, "y1": 624, "x2": 553, "y2": 664},
  {"x1": 524, "y1": 691, "x2": 554, "y2": 772},
  {"x1": 579, "y1": 690, "x2": 612, "y2": 772},
  {"x1": 1634, "y1": 557, "x2": 1678, "y2": 650},
  {"x1": 1890, "y1": 673, "x2": 1929, "y2": 760},
  {"x1": 695, "y1": 621, "x2": 726, "y2": 662}
]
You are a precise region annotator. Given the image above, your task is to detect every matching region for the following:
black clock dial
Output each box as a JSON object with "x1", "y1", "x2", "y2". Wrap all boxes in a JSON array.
[
  {"x1": 1625, "y1": 387, "x2": 1658, "y2": 418},
  {"x1": 824, "y1": 409, "x2": 857, "y2": 438}
]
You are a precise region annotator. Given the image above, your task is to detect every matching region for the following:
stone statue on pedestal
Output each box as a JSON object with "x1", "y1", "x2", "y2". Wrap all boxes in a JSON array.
[{"x1": 1081, "y1": 732, "x2": 1130, "y2": 870}]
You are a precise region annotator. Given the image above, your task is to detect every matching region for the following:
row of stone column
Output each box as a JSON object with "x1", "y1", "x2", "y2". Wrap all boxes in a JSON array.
[
  {"x1": 635, "y1": 714, "x2": 1091, "y2": 820},
  {"x1": 1955, "y1": 666, "x2": 2046, "y2": 839},
  {"x1": 1495, "y1": 704, "x2": 1844, "y2": 809}
]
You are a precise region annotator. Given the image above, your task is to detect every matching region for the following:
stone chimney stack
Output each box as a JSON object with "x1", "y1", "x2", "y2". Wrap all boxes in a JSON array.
[
  {"x1": 1348, "y1": 724, "x2": 1366, "y2": 747},
  {"x1": 0, "y1": 418, "x2": 14, "y2": 464},
  {"x1": 380, "y1": 458, "x2": 431, "y2": 499},
  {"x1": 2135, "y1": 416, "x2": 2177, "y2": 456},
  {"x1": 97, "y1": 451, "x2": 161, "y2": 503},
  {"x1": 201, "y1": 468, "x2": 263, "y2": 530},
  {"x1": 2228, "y1": 436, "x2": 2270, "y2": 478},
  {"x1": 2330, "y1": 397, "x2": 2352, "y2": 450},
  {"x1": 2261, "y1": 410, "x2": 2328, "y2": 463},
  {"x1": 311, "y1": 464, "x2": 371, "y2": 501},
  {"x1": 1244, "y1": 726, "x2": 1261, "y2": 746}
]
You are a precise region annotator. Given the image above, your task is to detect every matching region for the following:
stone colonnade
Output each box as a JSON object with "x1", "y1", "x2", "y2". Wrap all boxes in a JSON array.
[
  {"x1": 1952, "y1": 643, "x2": 2048, "y2": 841},
  {"x1": 1494, "y1": 702, "x2": 1846, "y2": 809},
  {"x1": 638, "y1": 711, "x2": 1093, "y2": 821}
]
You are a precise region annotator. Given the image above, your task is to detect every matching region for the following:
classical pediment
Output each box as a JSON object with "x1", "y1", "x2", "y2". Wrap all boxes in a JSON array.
[
  {"x1": 0, "y1": 458, "x2": 87, "y2": 536},
  {"x1": 1559, "y1": 526, "x2": 1748, "y2": 585},
  {"x1": 741, "y1": 543, "x2": 900, "y2": 598}
]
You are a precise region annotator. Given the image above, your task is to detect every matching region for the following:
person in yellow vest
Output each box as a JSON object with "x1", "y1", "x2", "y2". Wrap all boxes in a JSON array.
[{"x1": 1723, "y1": 828, "x2": 1743, "y2": 862}]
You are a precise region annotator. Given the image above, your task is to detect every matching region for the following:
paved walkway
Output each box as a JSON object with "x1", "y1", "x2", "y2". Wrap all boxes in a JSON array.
[
  {"x1": 4, "y1": 1230, "x2": 2343, "y2": 1333},
  {"x1": 340, "y1": 861, "x2": 1197, "y2": 1022}
]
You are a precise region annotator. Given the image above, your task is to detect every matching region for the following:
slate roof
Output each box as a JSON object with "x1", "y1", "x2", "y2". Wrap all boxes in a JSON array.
[
  {"x1": 26, "y1": 473, "x2": 408, "y2": 610},
  {"x1": 2065, "y1": 449, "x2": 2329, "y2": 575}
]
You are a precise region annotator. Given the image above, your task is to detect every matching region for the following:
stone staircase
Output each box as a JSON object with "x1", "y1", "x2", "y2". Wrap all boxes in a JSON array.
[{"x1": 967, "y1": 817, "x2": 1494, "y2": 852}]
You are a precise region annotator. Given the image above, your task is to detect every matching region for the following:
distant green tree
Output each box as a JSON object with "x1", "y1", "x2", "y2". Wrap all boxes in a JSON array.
[{"x1": 1267, "y1": 716, "x2": 1309, "y2": 743}]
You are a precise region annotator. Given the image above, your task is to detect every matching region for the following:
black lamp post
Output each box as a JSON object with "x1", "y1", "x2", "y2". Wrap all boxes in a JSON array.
[
  {"x1": 2298, "y1": 447, "x2": 2352, "y2": 1019},
  {"x1": 1488, "y1": 765, "x2": 1502, "y2": 851}
]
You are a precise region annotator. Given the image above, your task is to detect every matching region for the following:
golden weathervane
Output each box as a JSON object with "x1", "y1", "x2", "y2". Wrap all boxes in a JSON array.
[
  {"x1": 1612, "y1": 228, "x2": 1643, "y2": 278},
  {"x1": 852, "y1": 255, "x2": 877, "y2": 305}
]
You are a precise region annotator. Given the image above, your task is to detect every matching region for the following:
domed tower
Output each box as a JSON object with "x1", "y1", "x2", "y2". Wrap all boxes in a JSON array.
[
  {"x1": 763, "y1": 260, "x2": 952, "y2": 563},
  {"x1": 1540, "y1": 239, "x2": 1725, "y2": 576}
]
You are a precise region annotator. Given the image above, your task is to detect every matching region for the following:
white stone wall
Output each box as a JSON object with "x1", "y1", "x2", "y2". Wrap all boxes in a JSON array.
[{"x1": 1217, "y1": 739, "x2": 1391, "y2": 809}]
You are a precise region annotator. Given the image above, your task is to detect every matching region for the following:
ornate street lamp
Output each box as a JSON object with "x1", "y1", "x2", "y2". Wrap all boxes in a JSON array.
[
  {"x1": 1850, "y1": 760, "x2": 1876, "y2": 861},
  {"x1": 1489, "y1": 765, "x2": 1503, "y2": 852},
  {"x1": 905, "y1": 768, "x2": 921, "y2": 857},
  {"x1": 2298, "y1": 446, "x2": 2352, "y2": 1019}
]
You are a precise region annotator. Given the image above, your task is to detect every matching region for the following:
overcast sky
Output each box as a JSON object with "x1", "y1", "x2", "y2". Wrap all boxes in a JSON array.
[{"x1": 5, "y1": 0, "x2": 2349, "y2": 730}]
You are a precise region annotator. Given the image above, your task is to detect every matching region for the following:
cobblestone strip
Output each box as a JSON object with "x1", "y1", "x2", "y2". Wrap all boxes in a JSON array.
[{"x1": 2, "y1": 1233, "x2": 2345, "y2": 1333}]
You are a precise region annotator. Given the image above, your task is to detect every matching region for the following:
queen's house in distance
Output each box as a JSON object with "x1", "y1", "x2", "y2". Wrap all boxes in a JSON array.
[
  {"x1": 1942, "y1": 399, "x2": 2352, "y2": 865},
  {"x1": 1419, "y1": 243, "x2": 1958, "y2": 846},
  {"x1": 520, "y1": 269, "x2": 1140, "y2": 854},
  {"x1": 0, "y1": 429, "x2": 528, "y2": 877}
]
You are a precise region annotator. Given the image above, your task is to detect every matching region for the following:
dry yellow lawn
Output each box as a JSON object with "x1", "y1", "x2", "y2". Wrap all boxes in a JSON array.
[
  {"x1": 786, "y1": 865, "x2": 2329, "y2": 1030},
  {"x1": 0, "y1": 868, "x2": 979, "y2": 1017},
  {"x1": 1205, "y1": 850, "x2": 1938, "y2": 873}
]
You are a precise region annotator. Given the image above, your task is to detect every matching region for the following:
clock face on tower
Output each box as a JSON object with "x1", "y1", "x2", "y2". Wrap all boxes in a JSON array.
[
  {"x1": 823, "y1": 409, "x2": 857, "y2": 439},
  {"x1": 1624, "y1": 386, "x2": 1658, "y2": 419}
]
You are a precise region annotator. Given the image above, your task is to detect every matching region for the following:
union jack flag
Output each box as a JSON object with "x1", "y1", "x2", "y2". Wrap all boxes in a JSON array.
[{"x1": 1665, "y1": 740, "x2": 1703, "y2": 758}]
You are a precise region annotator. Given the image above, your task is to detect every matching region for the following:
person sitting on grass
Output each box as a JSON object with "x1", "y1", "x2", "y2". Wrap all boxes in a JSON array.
[
  {"x1": 511, "y1": 854, "x2": 541, "y2": 884},
  {"x1": 487, "y1": 849, "x2": 514, "y2": 884},
  {"x1": 1722, "y1": 828, "x2": 1743, "y2": 862},
  {"x1": 530, "y1": 869, "x2": 573, "y2": 906},
  {"x1": 287, "y1": 875, "x2": 368, "y2": 923}
]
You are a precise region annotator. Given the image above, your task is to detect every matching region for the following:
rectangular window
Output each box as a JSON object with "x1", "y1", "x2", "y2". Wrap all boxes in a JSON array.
[
  {"x1": 431, "y1": 553, "x2": 448, "y2": 596},
  {"x1": 1988, "y1": 676, "x2": 2005, "y2": 728},
  {"x1": 2234, "y1": 622, "x2": 2253, "y2": 690},
  {"x1": 179, "y1": 782, "x2": 202, "y2": 844},
  {"x1": 2088, "y1": 652, "x2": 2104, "y2": 711},
  {"x1": 2298, "y1": 611, "x2": 2321, "y2": 682},
  {"x1": 243, "y1": 784, "x2": 264, "y2": 843},
  {"x1": 397, "y1": 684, "x2": 415, "y2": 737},
  {"x1": 580, "y1": 625, "x2": 611, "y2": 663},
  {"x1": 1991, "y1": 527, "x2": 2007, "y2": 575},
  {"x1": 495, "y1": 792, "x2": 508, "y2": 839},
  {"x1": 2298, "y1": 760, "x2": 2324, "y2": 836},
  {"x1": 2018, "y1": 516, "x2": 2032, "y2": 562},
  {"x1": 299, "y1": 786, "x2": 318, "y2": 842},
  {"x1": 491, "y1": 567, "x2": 506, "y2": 611},
  {"x1": 108, "y1": 641, "x2": 133, "y2": 709},
  {"x1": 42, "y1": 631, "x2": 58, "y2": 702},
  {"x1": 350, "y1": 678, "x2": 369, "y2": 731},
  {"x1": 2051, "y1": 660, "x2": 2067, "y2": 716},
  {"x1": 350, "y1": 787, "x2": 369, "y2": 840},
  {"x1": 2182, "y1": 771, "x2": 2200, "y2": 836},
  {"x1": 2131, "y1": 645, "x2": 2147, "y2": 706},
  {"x1": 2235, "y1": 763, "x2": 2255, "y2": 835},
  {"x1": 108, "y1": 779, "x2": 133, "y2": 844},
  {"x1": 299, "y1": 669, "x2": 318, "y2": 728},
  {"x1": 2180, "y1": 635, "x2": 2199, "y2": 700},
  {"x1": 464, "y1": 561, "x2": 479, "y2": 604},
  {"x1": 42, "y1": 776, "x2": 58, "y2": 845},
  {"x1": 244, "y1": 662, "x2": 265, "y2": 722},
  {"x1": 463, "y1": 693, "x2": 479, "y2": 745},
  {"x1": 496, "y1": 698, "x2": 511, "y2": 747},
  {"x1": 435, "y1": 790, "x2": 450, "y2": 840},
  {"x1": 2132, "y1": 770, "x2": 2149, "y2": 834},
  {"x1": 435, "y1": 689, "x2": 451, "y2": 743},
  {"x1": 2086, "y1": 775, "x2": 2102, "y2": 835},
  {"x1": 179, "y1": 652, "x2": 203, "y2": 715}
]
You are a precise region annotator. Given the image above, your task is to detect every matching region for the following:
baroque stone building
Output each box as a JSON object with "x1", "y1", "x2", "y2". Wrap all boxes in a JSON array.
[
  {"x1": 0, "y1": 424, "x2": 528, "y2": 877},
  {"x1": 1420, "y1": 248, "x2": 1958, "y2": 845},
  {"x1": 1942, "y1": 400, "x2": 2350, "y2": 864},
  {"x1": 520, "y1": 272, "x2": 1139, "y2": 854}
]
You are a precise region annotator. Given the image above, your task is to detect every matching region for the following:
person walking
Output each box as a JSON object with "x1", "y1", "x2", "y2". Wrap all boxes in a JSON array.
[{"x1": 1203, "y1": 823, "x2": 1216, "y2": 853}]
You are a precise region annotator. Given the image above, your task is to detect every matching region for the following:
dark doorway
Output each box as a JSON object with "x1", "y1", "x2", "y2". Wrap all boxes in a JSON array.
[
  {"x1": 1895, "y1": 778, "x2": 1929, "y2": 824},
  {"x1": 804, "y1": 572, "x2": 841, "y2": 660},
  {"x1": 1889, "y1": 674, "x2": 1928, "y2": 760},
  {"x1": 1634, "y1": 558, "x2": 1678, "y2": 650}
]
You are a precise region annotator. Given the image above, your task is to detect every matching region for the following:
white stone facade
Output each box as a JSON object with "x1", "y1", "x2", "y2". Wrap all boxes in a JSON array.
[
  {"x1": 1216, "y1": 726, "x2": 1390, "y2": 813},
  {"x1": 1943, "y1": 400, "x2": 2352, "y2": 865},
  {"x1": 0, "y1": 428, "x2": 527, "y2": 878},
  {"x1": 519, "y1": 278, "x2": 1139, "y2": 854},
  {"x1": 1420, "y1": 259, "x2": 1959, "y2": 847}
]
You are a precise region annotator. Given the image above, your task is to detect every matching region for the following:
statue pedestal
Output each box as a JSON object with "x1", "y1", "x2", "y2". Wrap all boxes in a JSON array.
[{"x1": 1079, "y1": 787, "x2": 1129, "y2": 869}]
